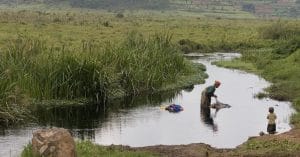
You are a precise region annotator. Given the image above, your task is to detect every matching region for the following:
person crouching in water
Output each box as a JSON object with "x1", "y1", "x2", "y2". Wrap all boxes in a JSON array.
[
  {"x1": 267, "y1": 107, "x2": 277, "y2": 134},
  {"x1": 200, "y1": 80, "x2": 221, "y2": 117}
]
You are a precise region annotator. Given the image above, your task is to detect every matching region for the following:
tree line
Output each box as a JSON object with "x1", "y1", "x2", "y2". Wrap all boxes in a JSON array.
[{"x1": 0, "y1": 0, "x2": 170, "y2": 10}]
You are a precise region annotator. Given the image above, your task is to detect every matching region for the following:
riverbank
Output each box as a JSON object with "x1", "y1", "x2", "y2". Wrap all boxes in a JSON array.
[
  {"x1": 20, "y1": 52, "x2": 299, "y2": 157},
  {"x1": 21, "y1": 129, "x2": 300, "y2": 157},
  {"x1": 215, "y1": 50, "x2": 300, "y2": 127},
  {"x1": 210, "y1": 30, "x2": 300, "y2": 155},
  {"x1": 132, "y1": 128, "x2": 300, "y2": 156},
  {"x1": 89, "y1": 45, "x2": 300, "y2": 156}
]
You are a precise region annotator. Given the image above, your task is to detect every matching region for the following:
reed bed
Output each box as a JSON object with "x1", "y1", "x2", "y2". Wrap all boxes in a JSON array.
[{"x1": 0, "y1": 32, "x2": 198, "y2": 126}]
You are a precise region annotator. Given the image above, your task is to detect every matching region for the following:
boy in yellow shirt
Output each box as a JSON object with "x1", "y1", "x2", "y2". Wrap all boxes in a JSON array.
[{"x1": 267, "y1": 107, "x2": 277, "y2": 134}]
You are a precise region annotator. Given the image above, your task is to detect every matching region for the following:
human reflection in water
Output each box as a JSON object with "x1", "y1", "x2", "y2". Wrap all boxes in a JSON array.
[{"x1": 201, "y1": 107, "x2": 218, "y2": 132}]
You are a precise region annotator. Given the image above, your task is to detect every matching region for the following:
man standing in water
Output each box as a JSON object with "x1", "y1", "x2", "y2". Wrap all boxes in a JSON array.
[{"x1": 200, "y1": 80, "x2": 221, "y2": 111}]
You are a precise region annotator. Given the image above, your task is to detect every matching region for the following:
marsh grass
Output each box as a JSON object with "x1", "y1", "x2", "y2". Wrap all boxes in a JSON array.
[
  {"x1": 1, "y1": 32, "x2": 194, "y2": 99},
  {"x1": 0, "y1": 31, "x2": 201, "y2": 126}
]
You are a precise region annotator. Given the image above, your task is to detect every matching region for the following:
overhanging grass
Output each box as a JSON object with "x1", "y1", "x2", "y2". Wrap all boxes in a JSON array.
[
  {"x1": 0, "y1": 31, "x2": 206, "y2": 127},
  {"x1": 0, "y1": 32, "x2": 199, "y2": 100}
]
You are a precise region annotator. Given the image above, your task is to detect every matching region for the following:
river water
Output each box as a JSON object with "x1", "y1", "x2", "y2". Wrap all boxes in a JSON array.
[{"x1": 0, "y1": 53, "x2": 295, "y2": 157}]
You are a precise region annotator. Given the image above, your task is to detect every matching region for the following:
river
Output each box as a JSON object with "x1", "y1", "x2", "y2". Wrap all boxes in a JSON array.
[{"x1": 0, "y1": 53, "x2": 295, "y2": 157}]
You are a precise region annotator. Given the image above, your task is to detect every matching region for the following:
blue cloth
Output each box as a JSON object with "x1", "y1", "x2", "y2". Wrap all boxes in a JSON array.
[{"x1": 165, "y1": 104, "x2": 183, "y2": 113}]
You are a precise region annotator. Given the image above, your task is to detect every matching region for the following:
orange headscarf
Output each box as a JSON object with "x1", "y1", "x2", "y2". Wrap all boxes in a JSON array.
[{"x1": 215, "y1": 80, "x2": 221, "y2": 86}]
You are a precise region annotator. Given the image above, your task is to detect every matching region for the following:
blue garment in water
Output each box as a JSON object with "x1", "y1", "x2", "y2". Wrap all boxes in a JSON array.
[{"x1": 165, "y1": 104, "x2": 183, "y2": 113}]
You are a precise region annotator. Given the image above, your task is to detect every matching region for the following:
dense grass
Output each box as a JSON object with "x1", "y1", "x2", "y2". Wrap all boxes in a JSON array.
[
  {"x1": 0, "y1": 10, "x2": 274, "y2": 50},
  {"x1": 0, "y1": 30, "x2": 203, "y2": 126},
  {"x1": 213, "y1": 58, "x2": 257, "y2": 73},
  {"x1": 1, "y1": 9, "x2": 223, "y2": 126},
  {"x1": 21, "y1": 141, "x2": 159, "y2": 157}
]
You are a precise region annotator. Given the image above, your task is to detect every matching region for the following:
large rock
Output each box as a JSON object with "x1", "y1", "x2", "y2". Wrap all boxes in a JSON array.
[{"x1": 32, "y1": 128, "x2": 76, "y2": 157}]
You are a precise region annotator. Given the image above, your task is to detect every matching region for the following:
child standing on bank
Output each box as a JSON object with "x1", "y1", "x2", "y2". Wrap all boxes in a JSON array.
[{"x1": 267, "y1": 107, "x2": 277, "y2": 134}]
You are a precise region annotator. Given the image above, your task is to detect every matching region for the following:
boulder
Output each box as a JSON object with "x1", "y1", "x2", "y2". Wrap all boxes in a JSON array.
[{"x1": 32, "y1": 128, "x2": 76, "y2": 157}]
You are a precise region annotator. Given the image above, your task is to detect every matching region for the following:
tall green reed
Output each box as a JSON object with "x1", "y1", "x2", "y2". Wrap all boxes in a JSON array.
[
  {"x1": 98, "y1": 31, "x2": 194, "y2": 95},
  {"x1": 0, "y1": 32, "x2": 196, "y2": 126}
]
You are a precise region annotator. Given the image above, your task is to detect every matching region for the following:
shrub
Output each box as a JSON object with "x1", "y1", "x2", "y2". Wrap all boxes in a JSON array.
[{"x1": 260, "y1": 21, "x2": 300, "y2": 40}]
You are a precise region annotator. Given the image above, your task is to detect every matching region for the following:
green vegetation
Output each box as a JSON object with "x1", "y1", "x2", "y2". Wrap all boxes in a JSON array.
[
  {"x1": 189, "y1": 17, "x2": 300, "y2": 156},
  {"x1": 215, "y1": 21, "x2": 300, "y2": 127},
  {"x1": 213, "y1": 58, "x2": 257, "y2": 73},
  {"x1": 0, "y1": 30, "x2": 203, "y2": 127},
  {"x1": 0, "y1": 7, "x2": 299, "y2": 128},
  {"x1": 76, "y1": 141, "x2": 158, "y2": 157},
  {"x1": 0, "y1": 8, "x2": 280, "y2": 127},
  {"x1": 21, "y1": 141, "x2": 159, "y2": 157},
  {"x1": 231, "y1": 138, "x2": 300, "y2": 156},
  {"x1": 0, "y1": 10, "x2": 217, "y2": 127}
]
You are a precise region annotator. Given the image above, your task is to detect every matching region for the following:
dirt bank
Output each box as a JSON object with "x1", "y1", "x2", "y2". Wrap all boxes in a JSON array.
[{"x1": 130, "y1": 129, "x2": 300, "y2": 157}]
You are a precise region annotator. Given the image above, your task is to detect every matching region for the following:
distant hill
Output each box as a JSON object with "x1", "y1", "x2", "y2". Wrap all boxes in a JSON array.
[
  {"x1": 0, "y1": 0, "x2": 299, "y2": 18},
  {"x1": 172, "y1": 0, "x2": 300, "y2": 18},
  {"x1": 0, "y1": 0, "x2": 170, "y2": 10}
]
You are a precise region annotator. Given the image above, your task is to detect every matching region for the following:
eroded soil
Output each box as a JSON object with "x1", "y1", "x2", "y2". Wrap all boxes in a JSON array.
[{"x1": 129, "y1": 129, "x2": 300, "y2": 157}]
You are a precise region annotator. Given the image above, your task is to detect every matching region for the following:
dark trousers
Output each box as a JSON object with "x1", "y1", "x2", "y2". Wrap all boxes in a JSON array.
[{"x1": 267, "y1": 124, "x2": 276, "y2": 134}]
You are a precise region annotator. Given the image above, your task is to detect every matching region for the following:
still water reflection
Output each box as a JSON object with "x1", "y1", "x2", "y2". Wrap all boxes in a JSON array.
[{"x1": 0, "y1": 53, "x2": 295, "y2": 157}]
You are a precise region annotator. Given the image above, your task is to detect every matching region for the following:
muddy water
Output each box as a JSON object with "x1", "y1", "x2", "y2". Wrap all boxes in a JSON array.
[{"x1": 0, "y1": 53, "x2": 295, "y2": 157}]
